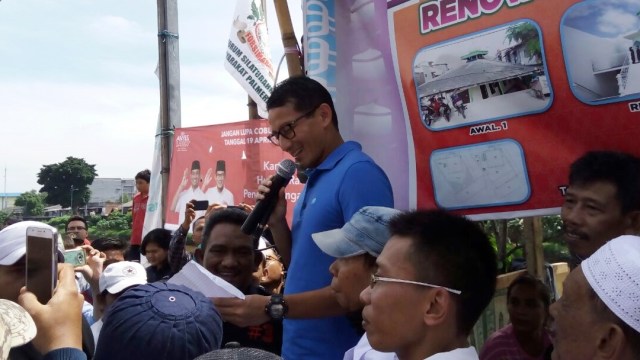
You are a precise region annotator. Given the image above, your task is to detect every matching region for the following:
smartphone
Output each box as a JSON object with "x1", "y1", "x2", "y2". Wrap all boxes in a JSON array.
[
  {"x1": 193, "y1": 200, "x2": 209, "y2": 211},
  {"x1": 64, "y1": 248, "x2": 87, "y2": 267},
  {"x1": 26, "y1": 227, "x2": 57, "y2": 303}
]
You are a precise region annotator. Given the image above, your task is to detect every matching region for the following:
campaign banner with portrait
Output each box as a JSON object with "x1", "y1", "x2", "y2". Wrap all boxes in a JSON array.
[
  {"x1": 305, "y1": 0, "x2": 640, "y2": 219},
  {"x1": 164, "y1": 121, "x2": 304, "y2": 230}
]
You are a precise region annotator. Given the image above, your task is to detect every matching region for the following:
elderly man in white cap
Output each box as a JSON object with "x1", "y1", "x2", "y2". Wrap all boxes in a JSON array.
[
  {"x1": 550, "y1": 235, "x2": 640, "y2": 359},
  {"x1": 91, "y1": 261, "x2": 147, "y2": 346}
]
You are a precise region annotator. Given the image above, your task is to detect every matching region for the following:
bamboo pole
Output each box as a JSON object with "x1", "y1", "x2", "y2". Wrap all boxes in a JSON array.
[
  {"x1": 248, "y1": 96, "x2": 259, "y2": 119},
  {"x1": 273, "y1": 0, "x2": 303, "y2": 77},
  {"x1": 523, "y1": 216, "x2": 545, "y2": 279}
]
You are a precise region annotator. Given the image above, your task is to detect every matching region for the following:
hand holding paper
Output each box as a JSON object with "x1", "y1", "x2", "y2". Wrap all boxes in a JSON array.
[{"x1": 168, "y1": 261, "x2": 245, "y2": 299}]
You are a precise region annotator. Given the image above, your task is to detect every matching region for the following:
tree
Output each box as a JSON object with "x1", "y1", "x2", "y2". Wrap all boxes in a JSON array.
[
  {"x1": 505, "y1": 22, "x2": 542, "y2": 62},
  {"x1": 0, "y1": 210, "x2": 14, "y2": 229},
  {"x1": 14, "y1": 190, "x2": 47, "y2": 216},
  {"x1": 37, "y1": 157, "x2": 97, "y2": 209}
]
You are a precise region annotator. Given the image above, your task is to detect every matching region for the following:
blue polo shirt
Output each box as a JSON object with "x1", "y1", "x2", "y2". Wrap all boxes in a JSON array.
[{"x1": 282, "y1": 141, "x2": 394, "y2": 360}]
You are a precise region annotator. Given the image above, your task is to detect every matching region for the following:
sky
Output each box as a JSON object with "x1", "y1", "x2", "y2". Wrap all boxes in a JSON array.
[
  {"x1": 563, "y1": 0, "x2": 640, "y2": 38},
  {"x1": 0, "y1": 0, "x2": 303, "y2": 194}
]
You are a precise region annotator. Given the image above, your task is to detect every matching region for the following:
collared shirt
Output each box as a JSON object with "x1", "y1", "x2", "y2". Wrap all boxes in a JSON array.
[
  {"x1": 283, "y1": 141, "x2": 394, "y2": 360},
  {"x1": 344, "y1": 334, "x2": 396, "y2": 360},
  {"x1": 425, "y1": 347, "x2": 478, "y2": 360},
  {"x1": 205, "y1": 187, "x2": 234, "y2": 206}
]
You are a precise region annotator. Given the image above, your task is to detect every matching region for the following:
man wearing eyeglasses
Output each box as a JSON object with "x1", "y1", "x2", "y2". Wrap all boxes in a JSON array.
[
  {"x1": 214, "y1": 76, "x2": 394, "y2": 360},
  {"x1": 360, "y1": 210, "x2": 497, "y2": 360},
  {"x1": 66, "y1": 215, "x2": 91, "y2": 246}
]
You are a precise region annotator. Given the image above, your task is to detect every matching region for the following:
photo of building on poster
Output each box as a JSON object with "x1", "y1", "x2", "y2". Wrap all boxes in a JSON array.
[
  {"x1": 413, "y1": 20, "x2": 553, "y2": 131},
  {"x1": 561, "y1": 0, "x2": 640, "y2": 105}
]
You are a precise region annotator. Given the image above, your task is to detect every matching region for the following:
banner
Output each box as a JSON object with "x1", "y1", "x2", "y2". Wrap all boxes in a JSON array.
[
  {"x1": 306, "y1": 0, "x2": 640, "y2": 219},
  {"x1": 225, "y1": 0, "x2": 275, "y2": 118},
  {"x1": 164, "y1": 121, "x2": 304, "y2": 230},
  {"x1": 142, "y1": 117, "x2": 163, "y2": 237}
]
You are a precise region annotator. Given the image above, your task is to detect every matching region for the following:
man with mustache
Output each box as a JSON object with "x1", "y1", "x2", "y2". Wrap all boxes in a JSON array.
[{"x1": 561, "y1": 150, "x2": 640, "y2": 268}]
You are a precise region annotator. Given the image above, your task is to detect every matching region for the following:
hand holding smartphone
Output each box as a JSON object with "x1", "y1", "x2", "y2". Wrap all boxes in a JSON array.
[
  {"x1": 26, "y1": 227, "x2": 57, "y2": 303},
  {"x1": 192, "y1": 200, "x2": 209, "y2": 211},
  {"x1": 63, "y1": 249, "x2": 87, "y2": 267}
]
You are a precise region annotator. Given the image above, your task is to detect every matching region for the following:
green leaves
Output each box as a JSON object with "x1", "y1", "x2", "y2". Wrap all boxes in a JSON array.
[
  {"x1": 37, "y1": 157, "x2": 97, "y2": 209},
  {"x1": 14, "y1": 190, "x2": 47, "y2": 216},
  {"x1": 505, "y1": 22, "x2": 542, "y2": 62}
]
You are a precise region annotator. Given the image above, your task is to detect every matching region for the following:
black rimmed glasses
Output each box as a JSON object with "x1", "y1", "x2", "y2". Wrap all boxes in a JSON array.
[
  {"x1": 369, "y1": 274, "x2": 462, "y2": 295},
  {"x1": 267, "y1": 105, "x2": 320, "y2": 146}
]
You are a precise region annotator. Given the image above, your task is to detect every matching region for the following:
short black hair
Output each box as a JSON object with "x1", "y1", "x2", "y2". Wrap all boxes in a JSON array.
[
  {"x1": 66, "y1": 215, "x2": 87, "y2": 231},
  {"x1": 201, "y1": 209, "x2": 251, "y2": 251},
  {"x1": 388, "y1": 210, "x2": 497, "y2": 336},
  {"x1": 507, "y1": 273, "x2": 551, "y2": 311},
  {"x1": 192, "y1": 216, "x2": 206, "y2": 233},
  {"x1": 267, "y1": 76, "x2": 339, "y2": 130},
  {"x1": 135, "y1": 169, "x2": 151, "y2": 183},
  {"x1": 569, "y1": 150, "x2": 640, "y2": 213},
  {"x1": 92, "y1": 238, "x2": 129, "y2": 253},
  {"x1": 141, "y1": 228, "x2": 171, "y2": 255}
]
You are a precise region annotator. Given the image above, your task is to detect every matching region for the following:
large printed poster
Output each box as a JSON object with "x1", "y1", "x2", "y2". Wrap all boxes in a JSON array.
[
  {"x1": 386, "y1": 0, "x2": 640, "y2": 218},
  {"x1": 164, "y1": 121, "x2": 304, "y2": 230}
]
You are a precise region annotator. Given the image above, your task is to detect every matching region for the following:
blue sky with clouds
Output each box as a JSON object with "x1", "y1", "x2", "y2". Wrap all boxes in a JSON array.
[
  {"x1": 563, "y1": 0, "x2": 640, "y2": 38},
  {"x1": 0, "y1": 0, "x2": 302, "y2": 193}
]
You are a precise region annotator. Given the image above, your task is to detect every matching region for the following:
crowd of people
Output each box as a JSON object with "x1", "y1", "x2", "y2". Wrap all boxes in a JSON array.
[{"x1": 1, "y1": 76, "x2": 640, "y2": 360}]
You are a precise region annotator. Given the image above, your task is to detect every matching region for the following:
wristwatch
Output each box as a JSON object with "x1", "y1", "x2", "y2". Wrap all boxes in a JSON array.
[{"x1": 265, "y1": 294, "x2": 288, "y2": 320}]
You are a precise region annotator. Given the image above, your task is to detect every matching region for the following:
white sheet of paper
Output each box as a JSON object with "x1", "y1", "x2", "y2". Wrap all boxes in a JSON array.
[{"x1": 168, "y1": 261, "x2": 245, "y2": 299}]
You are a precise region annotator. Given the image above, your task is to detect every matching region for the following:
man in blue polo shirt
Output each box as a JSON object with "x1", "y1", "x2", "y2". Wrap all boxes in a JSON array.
[{"x1": 213, "y1": 76, "x2": 394, "y2": 359}]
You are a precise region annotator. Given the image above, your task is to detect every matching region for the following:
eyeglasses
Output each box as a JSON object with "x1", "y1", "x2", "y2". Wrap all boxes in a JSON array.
[
  {"x1": 370, "y1": 274, "x2": 462, "y2": 295},
  {"x1": 67, "y1": 226, "x2": 86, "y2": 231},
  {"x1": 267, "y1": 105, "x2": 320, "y2": 146}
]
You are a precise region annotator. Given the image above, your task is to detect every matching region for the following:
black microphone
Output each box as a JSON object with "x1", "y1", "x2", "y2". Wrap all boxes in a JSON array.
[{"x1": 241, "y1": 159, "x2": 296, "y2": 236}]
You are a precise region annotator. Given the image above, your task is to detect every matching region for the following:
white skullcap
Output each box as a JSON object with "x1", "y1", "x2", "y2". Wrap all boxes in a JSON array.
[{"x1": 582, "y1": 235, "x2": 640, "y2": 333}]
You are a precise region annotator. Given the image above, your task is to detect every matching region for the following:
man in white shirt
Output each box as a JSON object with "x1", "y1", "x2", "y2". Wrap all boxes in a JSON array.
[
  {"x1": 359, "y1": 210, "x2": 497, "y2": 360},
  {"x1": 171, "y1": 160, "x2": 207, "y2": 226},
  {"x1": 204, "y1": 160, "x2": 234, "y2": 206}
]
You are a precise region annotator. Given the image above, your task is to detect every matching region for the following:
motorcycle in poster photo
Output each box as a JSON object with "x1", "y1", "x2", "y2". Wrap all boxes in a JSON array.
[
  {"x1": 420, "y1": 95, "x2": 451, "y2": 126},
  {"x1": 451, "y1": 92, "x2": 466, "y2": 119}
]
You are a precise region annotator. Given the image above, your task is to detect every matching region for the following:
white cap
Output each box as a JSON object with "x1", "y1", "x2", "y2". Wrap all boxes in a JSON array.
[
  {"x1": 582, "y1": 235, "x2": 640, "y2": 333},
  {"x1": 99, "y1": 261, "x2": 147, "y2": 294},
  {"x1": 0, "y1": 221, "x2": 57, "y2": 266},
  {"x1": 0, "y1": 299, "x2": 37, "y2": 360}
]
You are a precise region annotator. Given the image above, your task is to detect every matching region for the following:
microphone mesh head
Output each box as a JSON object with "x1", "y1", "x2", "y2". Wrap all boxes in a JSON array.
[
  {"x1": 194, "y1": 348, "x2": 282, "y2": 360},
  {"x1": 276, "y1": 159, "x2": 296, "y2": 179}
]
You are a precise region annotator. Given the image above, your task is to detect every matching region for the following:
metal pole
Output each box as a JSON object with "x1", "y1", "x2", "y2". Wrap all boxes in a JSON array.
[
  {"x1": 157, "y1": 0, "x2": 181, "y2": 226},
  {"x1": 70, "y1": 185, "x2": 75, "y2": 213},
  {"x1": 2, "y1": 167, "x2": 6, "y2": 210}
]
